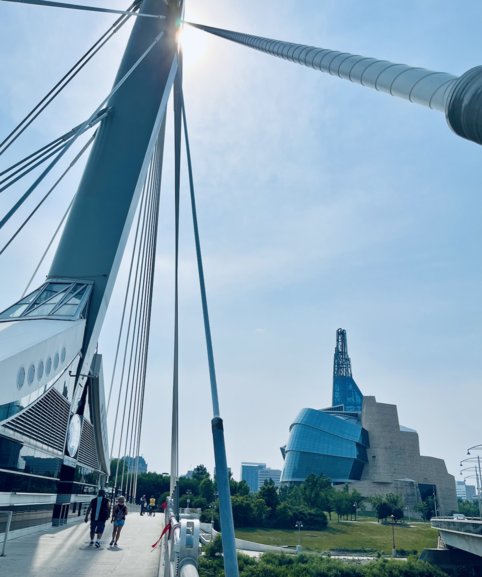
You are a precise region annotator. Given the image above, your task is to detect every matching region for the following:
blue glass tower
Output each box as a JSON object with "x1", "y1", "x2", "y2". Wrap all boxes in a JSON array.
[
  {"x1": 332, "y1": 328, "x2": 364, "y2": 412},
  {"x1": 280, "y1": 328, "x2": 368, "y2": 484}
]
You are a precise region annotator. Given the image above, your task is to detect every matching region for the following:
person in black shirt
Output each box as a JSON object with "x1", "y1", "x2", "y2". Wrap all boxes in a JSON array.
[{"x1": 84, "y1": 489, "x2": 110, "y2": 548}]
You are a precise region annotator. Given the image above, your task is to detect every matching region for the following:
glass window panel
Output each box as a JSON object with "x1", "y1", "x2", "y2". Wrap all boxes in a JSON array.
[
  {"x1": 26, "y1": 303, "x2": 57, "y2": 316},
  {"x1": 21, "y1": 288, "x2": 42, "y2": 304},
  {"x1": 54, "y1": 304, "x2": 78, "y2": 317},
  {"x1": 0, "y1": 303, "x2": 29, "y2": 318}
]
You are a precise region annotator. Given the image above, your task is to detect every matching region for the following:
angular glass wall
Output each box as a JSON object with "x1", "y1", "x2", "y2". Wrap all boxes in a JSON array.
[
  {"x1": 280, "y1": 408, "x2": 368, "y2": 484},
  {"x1": 332, "y1": 328, "x2": 364, "y2": 412}
]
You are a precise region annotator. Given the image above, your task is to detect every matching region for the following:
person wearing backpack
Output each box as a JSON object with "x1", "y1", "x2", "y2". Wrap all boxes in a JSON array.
[{"x1": 110, "y1": 495, "x2": 128, "y2": 547}]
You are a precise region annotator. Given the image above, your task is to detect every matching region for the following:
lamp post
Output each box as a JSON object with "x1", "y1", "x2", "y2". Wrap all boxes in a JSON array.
[
  {"x1": 466, "y1": 446, "x2": 482, "y2": 518},
  {"x1": 295, "y1": 520, "x2": 303, "y2": 552},
  {"x1": 186, "y1": 489, "x2": 192, "y2": 511},
  {"x1": 353, "y1": 502, "x2": 358, "y2": 521},
  {"x1": 461, "y1": 463, "x2": 482, "y2": 517},
  {"x1": 390, "y1": 514, "x2": 396, "y2": 557}
]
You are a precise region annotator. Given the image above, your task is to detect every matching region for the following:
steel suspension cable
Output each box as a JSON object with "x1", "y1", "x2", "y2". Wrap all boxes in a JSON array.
[
  {"x1": 0, "y1": 132, "x2": 95, "y2": 256},
  {"x1": 2, "y1": 0, "x2": 163, "y2": 18},
  {"x1": 113, "y1": 172, "x2": 155, "y2": 489},
  {"x1": 181, "y1": 91, "x2": 239, "y2": 577},
  {"x1": 0, "y1": 1, "x2": 138, "y2": 155},
  {"x1": 170, "y1": 65, "x2": 182, "y2": 499},
  {"x1": 21, "y1": 193, "x2": 72, "y2": 296},
  {"x1": 125, "y1": 150, "x2": 161, "y2": 500},
  {"x1": 1, "y1": 133, "x2": 67, "y2": 179},
  {"x1": 106, "y1": 160, "x2": 152, "y2": 414},
  {"x1": 131, "y1": 128, "x2": 165, "y2": 503},
  {"x1": 119, "y1": 159, "x2": 159, "y2": 492},
  {"x1": 186, "y1": 22, "x2": 456, "y2": 113},
  {"x1": 110, "y1": 166, "x2": 153, "y2": 462},
  {"x1": 1, "y1": 26, "x2": 164, "y2": 229},
  {"x1": 0, "y1": 110, "x2": 107, "y2": 192},
  {"x1": 123, "y1": 154, "x2": 159, "y2": 498},
  {"x1": 124, "y1": 149, "x2": 160, "y2": 496},
  {"x1": 112, "y1": 137, "x2": 163, "y2": 491}
]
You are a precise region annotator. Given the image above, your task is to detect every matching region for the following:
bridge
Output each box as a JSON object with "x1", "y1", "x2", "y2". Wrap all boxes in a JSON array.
[
  {"x1": 1, "y1": 1, "x2": 482, "y2": 576},
  {"x1": 432, "y1": 516, "x2": 482, "y2": 556},
  {"x1": 418, "y1": 517, "x2": 482, "y2": 573}
]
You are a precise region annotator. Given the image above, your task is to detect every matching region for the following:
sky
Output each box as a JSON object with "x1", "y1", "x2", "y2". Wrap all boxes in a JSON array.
[{"x1": 1, "y1": 1, "x2": 482, "y2": 486}]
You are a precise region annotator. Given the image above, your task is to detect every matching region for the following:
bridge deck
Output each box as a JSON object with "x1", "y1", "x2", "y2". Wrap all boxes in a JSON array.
[{"x1": 0, "y1": 510, "x2": 164, "y2": 577}]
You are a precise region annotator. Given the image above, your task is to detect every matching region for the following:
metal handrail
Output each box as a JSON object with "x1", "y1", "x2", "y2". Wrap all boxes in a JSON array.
[{"x1": 0, "y1": 511, "x2": 13, "y2": 557}]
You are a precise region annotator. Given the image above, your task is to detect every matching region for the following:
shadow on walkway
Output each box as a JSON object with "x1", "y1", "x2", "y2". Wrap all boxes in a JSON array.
[{"x1": 1, "y1": 512, "x2": 163, "y2": 577}]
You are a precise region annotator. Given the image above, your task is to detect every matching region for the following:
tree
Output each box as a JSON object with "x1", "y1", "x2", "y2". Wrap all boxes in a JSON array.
[
  {"x1": 458, "y1": 498, "x2": 479, "y2": 517},
  {"x1": 231, "y1": 495, "x2": 267, "y2": 527},
  {"x1": 199, "y1": 477, "x2": 215, "y2": 503},
  {"x1": 369, "y1": 493, "x2": 404, "y2": 522},
  {"x1": 229, "y1": 478, "x2": 250, "y2": 496},
  {"x1": 301, "y1": 474, "x2": 333, "y2": 511},
  {"x1": 192, "y1": 464, "x2": 210, "y2": 481},
  {"x1": 331, "y1": 490, "x2": 353, "y2": 521},
  {"x1": 258, "y1": 479, "x2": 279, "y2": 513},
  {"x1": 416, "y1": 496, "x2": 436, "y2": 521}
]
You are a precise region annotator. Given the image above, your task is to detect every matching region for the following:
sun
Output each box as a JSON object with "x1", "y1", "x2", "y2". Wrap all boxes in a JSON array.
[{"x1": 177, "y1": 24, "x2": 208, "y2": 69}]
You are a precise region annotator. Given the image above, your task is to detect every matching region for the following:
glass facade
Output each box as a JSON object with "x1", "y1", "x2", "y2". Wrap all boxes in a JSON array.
[
  {"x1": 281, "y1": 408, "x2": 368, "y2": 484},
  {"x1": 0, "y1": 281, "x2": 92, "y2": 321},
  {"x1": 281, "y1": 329, "x2": 369, "y2": 485},
  {"x1": 332, "y1": 375, "x2": 364, "y2": 413}
]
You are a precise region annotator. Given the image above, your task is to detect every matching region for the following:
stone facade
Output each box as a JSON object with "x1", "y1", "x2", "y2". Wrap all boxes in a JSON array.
[{"x1": 352, "y1": 396, "x2": 457, "y2": 515}]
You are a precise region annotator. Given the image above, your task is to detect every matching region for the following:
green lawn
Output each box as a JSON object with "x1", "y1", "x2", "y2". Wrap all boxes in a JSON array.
[{"x1": 235, "y1": 519, "x2": 438, "y2": 556}]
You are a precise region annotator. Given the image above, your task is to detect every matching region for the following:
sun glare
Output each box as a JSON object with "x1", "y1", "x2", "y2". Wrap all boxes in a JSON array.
[{"x1": 177, "y1": 25, "x2": 208, "y2": 69}]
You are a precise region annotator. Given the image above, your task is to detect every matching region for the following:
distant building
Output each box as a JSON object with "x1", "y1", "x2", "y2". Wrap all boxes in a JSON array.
[
  {"x1": 124, "y1": 455, "x2": 147, "y2": 473},
  {"x1": 456, "y1": 480, "x2": 478, "y2": 502},
  {"x1": 466, "y1": 484, "x2": 477, "y2": 502},
  {"x1": 258, "y1": 467, "x2": 282, "y2": 488},
  {"x1": 241, "y1": 463, "x2": 265, "y2": 492},
  {"x1": 241, "y1": 462, "x2": 281, "y2": 492},
  {"x1": 280, "y1": 328, "x2": 457, "y2": 515},
  {"x1": 456, "y1": 480, "x2": 468, "y2": 500}
]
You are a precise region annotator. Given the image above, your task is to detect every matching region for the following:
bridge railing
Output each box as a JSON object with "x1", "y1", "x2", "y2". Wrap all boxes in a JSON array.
[
  {"x1": 0, "y1": 511, "x2": 13, "y2": 557},
  {"x1": 164, "y1": 501, "x2": 201, "y2": 577},
  {"x1": 432, "y1": 516, "x2": 482, "y2": 536}
]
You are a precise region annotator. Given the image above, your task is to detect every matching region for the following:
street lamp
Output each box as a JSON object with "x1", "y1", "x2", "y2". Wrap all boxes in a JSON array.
[
  {"x1": 390, "y1": 514, "x2": 396, "y2": 557},
  {"x1": 352, "y1": 502, "x2": 358, "y2": 521},
  {"x1": 295, "y1": 520, "x2": 303, "y2": 552},
  {"x1": 460, "y1": 463, "x2": 482, "y2": 517},
  {"x1": 186, "y1": 489, "x2": 192, "y2": 511},
  {"x1": 465, "y1": 446, "x2": 482, "y2": 518}
]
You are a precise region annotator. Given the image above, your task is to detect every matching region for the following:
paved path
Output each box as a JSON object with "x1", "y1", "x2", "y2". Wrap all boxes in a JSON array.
[{"x1": 1, "y1": 511, "x2": 165, "y2": 577}]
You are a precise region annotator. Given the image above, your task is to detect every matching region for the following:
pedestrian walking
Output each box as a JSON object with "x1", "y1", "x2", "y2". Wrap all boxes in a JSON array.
[
  {"x1": 110, "y1": 495, "x2": 128, "y2": 547},
  {"x1": 148, "y1": 495, "x2": 156, "y2": 516},
  {"x1": 84, "y1": 488, "x2": 110, "y2": 548},
  {"x1": 140, "y1": 494, "x2": 146, "y2": 516}
]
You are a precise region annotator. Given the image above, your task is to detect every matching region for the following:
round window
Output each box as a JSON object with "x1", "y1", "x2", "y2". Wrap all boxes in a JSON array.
[
  {"x1": 61, "y1": 347, "x2": 66, "y2": 363},
  {"x1": 37, "y1": 360, "x2": 44, "y2": 380},
  {"x1": 53, "y1": 352, "x2": 59, "y2": 370},
  {"x1": 46, "y1": 356, "x2": 52, "y2": 375},
  {"x1": 27, "y1": 364, "x2": 35, "y2": 385},
  {"x1": 17, "y1": 366, "x2": 26, "y2": 390}
]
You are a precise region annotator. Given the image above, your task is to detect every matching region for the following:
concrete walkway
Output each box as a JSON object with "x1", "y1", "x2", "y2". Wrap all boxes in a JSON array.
[{"x1": 1, "y1": 512, "x2": 165, "y2": 577}]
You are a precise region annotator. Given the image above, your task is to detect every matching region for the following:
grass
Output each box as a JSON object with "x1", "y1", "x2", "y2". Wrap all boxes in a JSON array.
[{"x1": 235, "y1": 517, "x2": 438, "y2": 556}]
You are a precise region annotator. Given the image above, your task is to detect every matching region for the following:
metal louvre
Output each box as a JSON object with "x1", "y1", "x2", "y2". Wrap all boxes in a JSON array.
[
  {"x1": 77, "y1": 419, "x2": 100, "y2": 470},
  {"x1": 4, "y1": 387, "x2": 69, "y2": 452}
]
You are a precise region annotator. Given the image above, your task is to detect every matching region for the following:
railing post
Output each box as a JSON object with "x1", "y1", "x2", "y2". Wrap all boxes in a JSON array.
[{"x1": 0, "y1": 511, "x2": 13, "y2": 557}]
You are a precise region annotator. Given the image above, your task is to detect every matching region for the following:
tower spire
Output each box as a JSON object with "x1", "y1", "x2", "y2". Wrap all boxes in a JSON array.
[
  {"x1": 332, "y1": 328, "x2": 363, "y2": 412},
  {"x1": 333, "y1": 328, "x2": 352, "y2": 378}
]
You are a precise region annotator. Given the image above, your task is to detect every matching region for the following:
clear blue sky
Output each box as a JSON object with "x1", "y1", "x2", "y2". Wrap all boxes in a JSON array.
[{"x1": 1, "y1": 1, "x2": 482, "y2": 485}]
